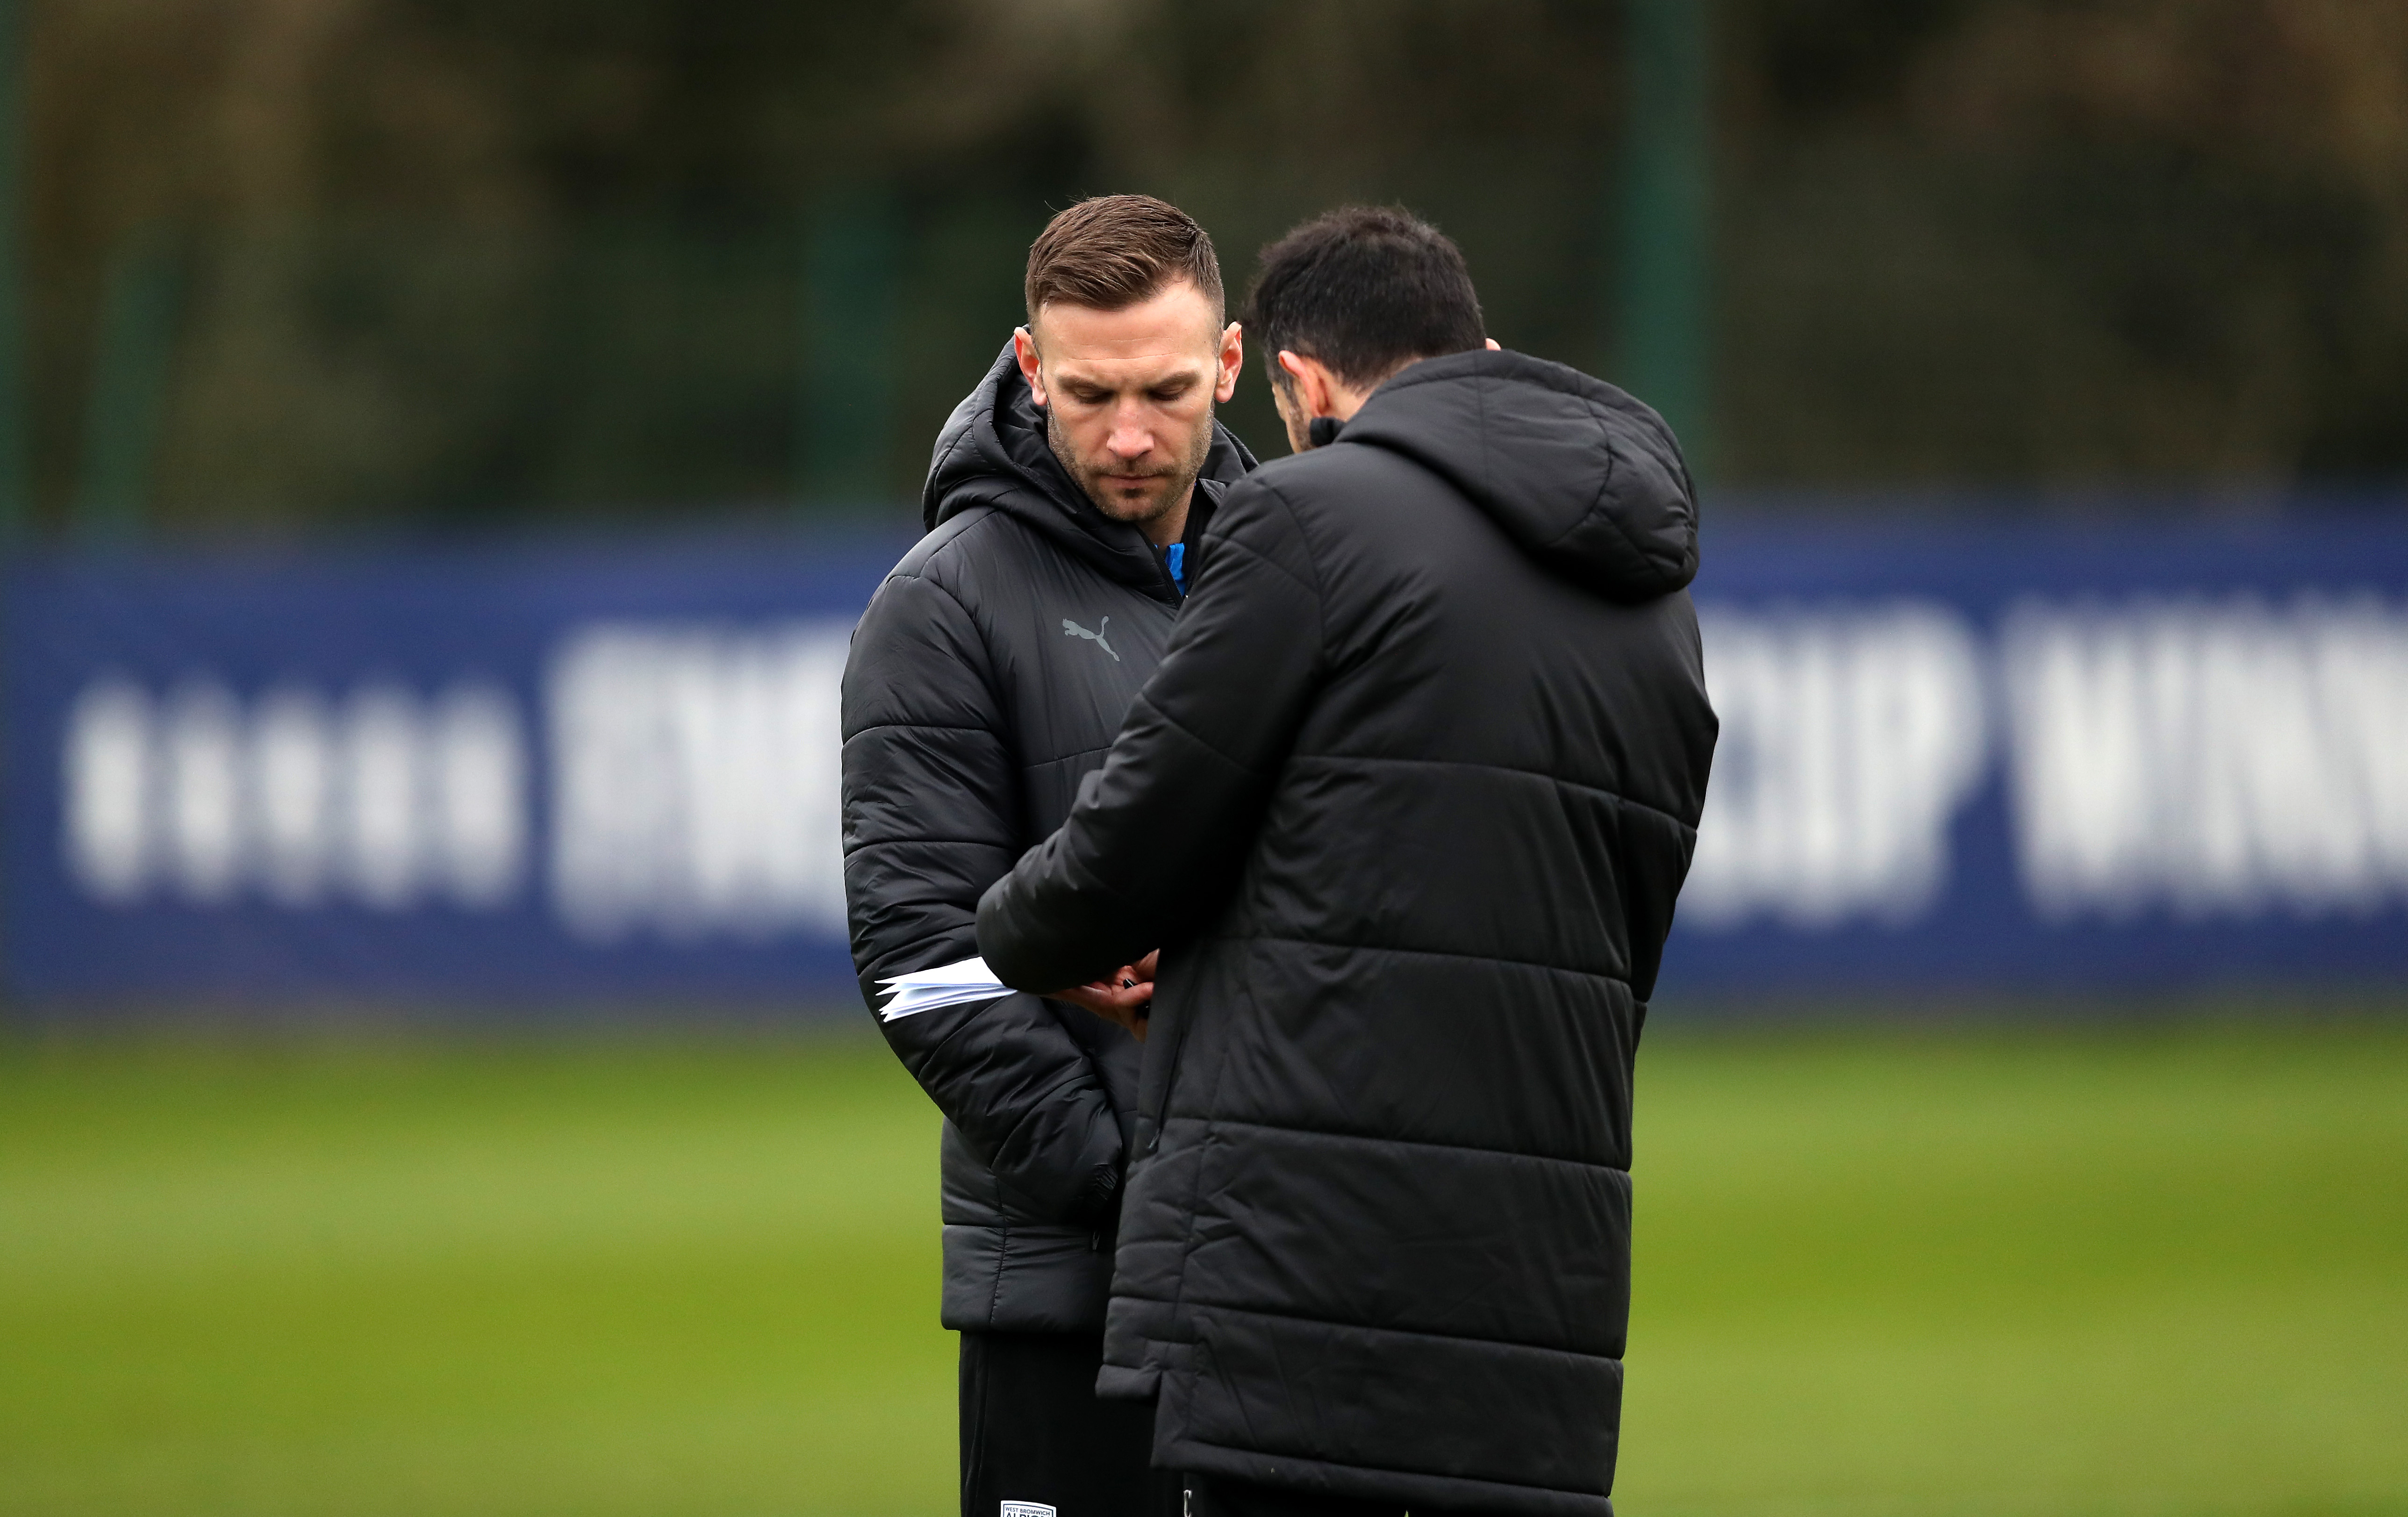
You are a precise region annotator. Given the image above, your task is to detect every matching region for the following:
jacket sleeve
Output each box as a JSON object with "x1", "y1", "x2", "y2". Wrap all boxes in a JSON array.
[
  {"x1": 841, "y1": 565, "x2": 1124, "y2": 1223},
  {"x1": 976, "y1": 479, "x2": 1325, "y2": 992}
]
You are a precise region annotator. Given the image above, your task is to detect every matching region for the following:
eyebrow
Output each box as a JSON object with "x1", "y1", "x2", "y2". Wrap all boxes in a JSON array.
[{"x1": 1058, "y1": 365, "x2": 1205, "y2": 395}]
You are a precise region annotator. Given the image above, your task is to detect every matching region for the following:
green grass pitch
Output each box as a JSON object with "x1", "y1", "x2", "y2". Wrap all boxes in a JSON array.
[{"x1": 2, "y1": 1016, "x2": 2403, "y2": 1517}]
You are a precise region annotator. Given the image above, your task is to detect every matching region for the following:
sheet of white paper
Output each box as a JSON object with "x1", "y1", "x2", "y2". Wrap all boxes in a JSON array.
[
  {"x1": 881, "y1": 957, "x2": 1000, "y2": 988},
  {"x1": 876, "y1": 956, "x2": 1009, "y2": 1021}
]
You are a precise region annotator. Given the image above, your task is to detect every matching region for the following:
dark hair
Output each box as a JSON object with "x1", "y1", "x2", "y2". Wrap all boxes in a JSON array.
[
  {"x1": 1244, "y1": 206, "x2": 1486, "y2": 391},
  {"x1": 1025, "y1": 194, "x2": 1224, "y2": 322}
]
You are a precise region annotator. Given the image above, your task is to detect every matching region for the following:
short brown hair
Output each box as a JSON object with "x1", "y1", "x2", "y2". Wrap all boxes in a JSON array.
[{"x1": 1025, "y1": 195, "x2": 1224, "y2": 323}]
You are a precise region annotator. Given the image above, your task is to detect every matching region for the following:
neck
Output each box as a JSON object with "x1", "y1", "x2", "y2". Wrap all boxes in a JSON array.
[{"x1": 1329, "y1": 355, "x2": 1429, "y2": 420}]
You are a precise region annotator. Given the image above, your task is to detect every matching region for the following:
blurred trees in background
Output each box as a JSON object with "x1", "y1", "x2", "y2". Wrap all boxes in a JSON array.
[
  {"x1": 22, "y1": 0, "x2": 2408, "y2": 533},
  {"x1": 1726, "y1": 0, "x2": 2408, "y2": 488}
]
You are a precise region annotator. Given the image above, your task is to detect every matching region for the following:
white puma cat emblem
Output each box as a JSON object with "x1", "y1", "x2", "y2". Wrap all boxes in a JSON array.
[{"x1": 1061, "y1": 616, "x2": 1119, "y2": 662}]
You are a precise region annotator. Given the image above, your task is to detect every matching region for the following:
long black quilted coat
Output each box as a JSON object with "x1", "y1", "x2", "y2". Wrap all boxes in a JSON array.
[
  {"x1": 841, "y1": 341, "x2": 1254, "y2": 1332},
  {"x1": 976, "y1": 349, "x2": 1717, "y2": 1515}
]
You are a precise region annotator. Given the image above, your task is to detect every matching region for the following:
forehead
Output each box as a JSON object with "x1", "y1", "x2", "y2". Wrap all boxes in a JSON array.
[{"x1": 1033, "y1": 279, "x2": 1220, "y2": 370}]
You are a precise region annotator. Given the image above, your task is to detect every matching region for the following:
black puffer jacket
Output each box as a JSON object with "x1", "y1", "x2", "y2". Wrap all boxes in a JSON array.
[
  {"x1": 977, "y1": 350, "x2": 1716, "y2": 1513},
  {"x1": 840, "y1": 341, "x2": 1254, "y2": 1332}
]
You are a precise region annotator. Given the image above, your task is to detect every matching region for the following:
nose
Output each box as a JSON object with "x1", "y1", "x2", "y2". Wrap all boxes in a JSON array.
[{"x1": 1106, "y1": 405, "x2": 1154, "y2": 463}]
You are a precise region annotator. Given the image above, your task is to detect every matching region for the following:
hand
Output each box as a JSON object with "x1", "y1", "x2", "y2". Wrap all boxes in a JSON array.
[{"x1": 1051, "y1": 951, "x2": 1159, "y2": 1042}]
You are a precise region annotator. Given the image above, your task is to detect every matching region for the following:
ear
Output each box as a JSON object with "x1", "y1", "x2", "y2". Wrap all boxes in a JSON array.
[
  {"x1": 1277, "y1": 350, "x2": 1333, "y2": 419},
  {"x1": 1013, "y1": 326, "x2": 1047, "y2": 407},
  {"x1": 1484, "y1": 338, "x2": 1501, "y2": 351},
  {"x1": 1215, "y1": 322, "x2": 1243, "y2": 403}
]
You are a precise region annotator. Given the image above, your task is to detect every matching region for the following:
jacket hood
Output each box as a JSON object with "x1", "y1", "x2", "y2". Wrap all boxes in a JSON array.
[
  {"x1": 921, "y1": 340, "x2": 1257, "y2": 599},
  {"x1": 1338, "y1": 349, "x2": 1698, "y2": 601}
]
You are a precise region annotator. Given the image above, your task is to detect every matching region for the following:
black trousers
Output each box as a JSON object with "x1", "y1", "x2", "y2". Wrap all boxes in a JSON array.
[
  {"x1": 959, "y1": 1330, "x2": 1183, "y2": 1517},
  {"x1": 1181, "y1": 1472, "x2": 1510, "y2": 1517}
]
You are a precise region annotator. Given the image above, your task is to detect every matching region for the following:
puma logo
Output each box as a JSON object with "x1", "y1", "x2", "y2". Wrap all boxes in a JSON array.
[{"x1": 1062, "y1": 616, "x2": 1119, "y2": 662}]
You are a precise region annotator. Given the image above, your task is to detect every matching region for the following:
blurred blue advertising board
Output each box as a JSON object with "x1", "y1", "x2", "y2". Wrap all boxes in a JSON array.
[
  {"x1": 5, "y1": 533, "x2": 909, "y2": 1004},
  {"x1": 1663, "y1": 510, "x2": 2408, "y2": 997},
  {"x1": 5, "y1": 510, "x2": 2406, "y2": 1009}
]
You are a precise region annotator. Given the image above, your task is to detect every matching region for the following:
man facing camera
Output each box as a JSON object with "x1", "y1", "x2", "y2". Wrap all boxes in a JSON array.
[
  {"x1": 840, "y1": 195, "x2": 1252, "y2": 1517},
  {"x1": 978, "y1": 207, "x2": 1718, "y2": 1517}
]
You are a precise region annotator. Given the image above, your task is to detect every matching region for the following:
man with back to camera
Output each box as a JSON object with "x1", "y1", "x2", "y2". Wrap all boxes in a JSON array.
[
  {"x1": 839, "y1": 194, "x2": 1254, "y2": 1517},
  {"x1": 975, "y1": 207, "x2": 1719, "y2": 1517}
]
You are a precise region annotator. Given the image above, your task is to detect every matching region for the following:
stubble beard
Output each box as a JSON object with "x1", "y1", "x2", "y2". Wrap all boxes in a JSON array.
[{"x1": 1047, "y1": 401, "x2": 1213, "y2": 533}]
